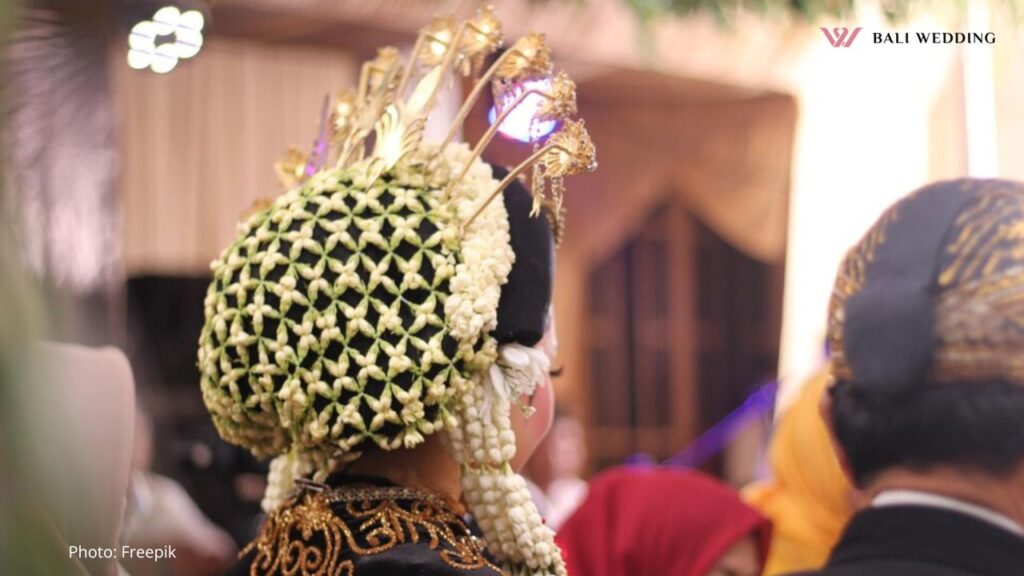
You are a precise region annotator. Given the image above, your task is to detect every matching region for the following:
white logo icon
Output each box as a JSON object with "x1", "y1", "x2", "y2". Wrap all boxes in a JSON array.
[{"x1": 128, "y1": 6, "x2": 205, "y2": 74}]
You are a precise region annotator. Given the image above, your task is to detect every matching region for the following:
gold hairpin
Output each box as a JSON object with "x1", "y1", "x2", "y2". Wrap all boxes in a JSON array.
[
  {"x1": 457, "y1": 6, "x2": 503, "y2": 76},
  {"x1": 462, "y1": 119, "x2": 596, "y2": 231},
  {"x1": 333, "y1": 47, "x2": 403, "y2": 169},
  {"x1": 447, "y1": 71, "x2": 577, "y2": 191},
  {"x1": 271, "y1": 6, "x2": 595, "y2": 242},
  {"x1": 437, "y1": 32, "x2": 553, "y2": 156},
  {"x1": 274, "y1": 147, "x2": 309, "y2": 189},
  {"x1": 330, "y1": 90, "x2": 357, "y2": 147},
  {"x1": 541, "y1": 196, "x2": 567, "y2": 246}
]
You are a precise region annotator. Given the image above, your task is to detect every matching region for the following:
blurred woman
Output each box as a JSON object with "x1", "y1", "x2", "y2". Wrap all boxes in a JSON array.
[
  {"x1": 522, "y1": 411, "x2": 589, "y2": 530},
  {"x1": 557, "y1": 467, "x2": 771, "y2": 576},
  {"x1": 744, "y1": 367, "x2": 856, "y2": 575}
]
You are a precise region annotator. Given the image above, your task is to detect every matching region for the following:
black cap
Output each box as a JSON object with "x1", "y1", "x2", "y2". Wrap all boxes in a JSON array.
[{"x1": 830, "y1": 178, "x2": 1024, "y2": 394}]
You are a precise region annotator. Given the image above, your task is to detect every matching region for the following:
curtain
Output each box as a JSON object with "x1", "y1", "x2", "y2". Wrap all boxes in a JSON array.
[
  {"x1": 568, "y1": 92, "x2": 796, "y2": 265},
  {"x1": 116, "y1": 37, "x2": 357, "y2": 274},
  {"x1": 4, "y1": 8, "x2": 119, "y2": 292}
]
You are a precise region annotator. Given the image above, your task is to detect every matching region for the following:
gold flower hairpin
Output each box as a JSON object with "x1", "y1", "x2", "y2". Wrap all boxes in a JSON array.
[
  {"x1": 437, "y1": 32, "x2": 554, "y2": 155},
  {"x1": 462, "y1": 119, "x2": 596, "y2": 230},
  {"x1": 274, "y1": 147, "x2": 309, "y2": 189},
  {"x1": 273, "y1": 6, "x2": 596, "y2": 242},
  {"x1": 330, "y1": 90, "x2": 357, "y2": 146},
  {"x1": 448, "y1": 70, "x2": 578, "y2": 189}
]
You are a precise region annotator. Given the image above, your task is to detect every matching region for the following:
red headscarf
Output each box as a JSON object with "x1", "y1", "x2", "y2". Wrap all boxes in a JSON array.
[{"x1": 556, "y1": 467, "x2": 772, "y2": 576}]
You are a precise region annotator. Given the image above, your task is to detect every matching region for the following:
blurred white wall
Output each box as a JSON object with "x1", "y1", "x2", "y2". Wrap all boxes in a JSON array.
[{"x1": 777, "y1": 8, "x2": 957, "y2": 408}]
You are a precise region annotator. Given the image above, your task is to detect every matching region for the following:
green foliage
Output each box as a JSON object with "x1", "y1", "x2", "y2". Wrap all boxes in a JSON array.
[
  {"x1": 612, "y1": 0, "x2": 1018, "y2": 25},
  {"x1": 622, "y1": 0, "x2": 850, "y2": 24}
]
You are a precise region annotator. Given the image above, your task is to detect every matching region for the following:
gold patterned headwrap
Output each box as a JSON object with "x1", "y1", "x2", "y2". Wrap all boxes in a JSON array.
[{"x1": 828, "y1": 179, "x2": 1024, "y2": 392}]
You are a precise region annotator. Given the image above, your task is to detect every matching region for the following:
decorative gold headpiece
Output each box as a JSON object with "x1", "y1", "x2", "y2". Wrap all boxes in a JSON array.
[
  {"x1": 273, "y1": 6, "x2": 595, "y2": 233},
  {"x1": 206, "y1": 10, "x2": 593, "y2": 576}
]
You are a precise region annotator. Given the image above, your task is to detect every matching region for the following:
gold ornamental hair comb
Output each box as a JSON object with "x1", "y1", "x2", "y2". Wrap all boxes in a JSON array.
[{"x1": 274, "y1": 6, "x2": 597, "y2": 237}]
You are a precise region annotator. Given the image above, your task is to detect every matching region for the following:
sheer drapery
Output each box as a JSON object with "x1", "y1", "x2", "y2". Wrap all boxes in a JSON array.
[
  {"x1": 566, "y1": 92, "x2": 796, "y2": 265},
  {"x1": 116, "y1": 38, "x2": 357, "y2": 274}
]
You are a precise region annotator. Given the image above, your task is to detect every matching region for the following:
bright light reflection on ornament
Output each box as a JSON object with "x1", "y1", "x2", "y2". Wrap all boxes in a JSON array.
[{"x1": 487, "y1": 78, "x2": 558, "y2": 143}]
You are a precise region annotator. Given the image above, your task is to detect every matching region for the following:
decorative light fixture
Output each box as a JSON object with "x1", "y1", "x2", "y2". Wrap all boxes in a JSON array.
[
  {"x1": 127, "y1": 5, "x2": 206, "y2": 74},
  {"x1": 487, "y1": 77, "x2": 559, "y2": 143}
]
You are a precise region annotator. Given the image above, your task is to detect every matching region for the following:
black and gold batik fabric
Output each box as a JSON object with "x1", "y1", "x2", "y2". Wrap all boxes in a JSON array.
[
  {"x1": 828, "y1": 179, "x2": 1024, "y2": 392},
  {"x1": 229, "y1": 477, "x2": 506, "y2": 576}
]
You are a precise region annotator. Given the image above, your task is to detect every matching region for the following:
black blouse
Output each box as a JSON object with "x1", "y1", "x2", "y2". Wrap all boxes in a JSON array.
[
  {"x1": 789, "y1": 505, "x2": 1024, "y2": 576},
  {"x1": 225, "y1": 475, "x2": 506, "y2": 576}
]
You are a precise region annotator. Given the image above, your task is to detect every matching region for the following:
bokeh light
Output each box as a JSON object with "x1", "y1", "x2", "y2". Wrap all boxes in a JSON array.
[{"x1": 488, "y1": 78, "x2": 559, "y2": 143}]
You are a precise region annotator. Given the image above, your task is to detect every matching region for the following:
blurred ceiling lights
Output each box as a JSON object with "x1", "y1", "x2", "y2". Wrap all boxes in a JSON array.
[
  {"x1": 127, "y1": 5, "x2": 205, "y2": 74},
  {"x1": 488, "y1": 77, "x2": 559, "y2": 144}
]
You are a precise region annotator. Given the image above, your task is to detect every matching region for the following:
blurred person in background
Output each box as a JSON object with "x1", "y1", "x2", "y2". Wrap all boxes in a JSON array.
[
  {"x1": 523, "y1": 410, "x2": 589, "y2": 530},
  {"x1": 795, "y1": 179, "x2": 1024, "y2": 576},
  {"x1": 557, "y1": 467, "x2": 771, "y2": 576},
  {"x1": 1, "y1": 339, "x2": 136, "y2": 576},
  {"x1": 0, "y1": 222, "x2": 80, "y2": 576},
  {"x1": 745, "y1": 366, "x2": 856, "y2": 574},
  {"x1": 121, "y1": 408, "x2": 236, "y2": 576}
]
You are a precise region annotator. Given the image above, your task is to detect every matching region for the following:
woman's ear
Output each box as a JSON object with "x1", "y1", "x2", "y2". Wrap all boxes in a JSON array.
[{"x1": 539, "y1": 305, "x2": 558, "y2": 361}]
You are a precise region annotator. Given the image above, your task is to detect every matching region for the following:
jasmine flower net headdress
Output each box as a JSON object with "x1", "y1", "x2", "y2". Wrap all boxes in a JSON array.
[{"x1": 197, "y1": 8, "x2": 595, "y2": 575}]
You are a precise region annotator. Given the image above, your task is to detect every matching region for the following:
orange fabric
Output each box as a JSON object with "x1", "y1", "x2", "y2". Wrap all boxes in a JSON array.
[{"x1": 745, "y1": 367, "x2": 854, "y2": 575}]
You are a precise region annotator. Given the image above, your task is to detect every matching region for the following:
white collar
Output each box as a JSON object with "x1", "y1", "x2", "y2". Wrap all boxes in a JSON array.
[{"x1": 873, "y1": 489, "x2": 1024, "y2": 537}]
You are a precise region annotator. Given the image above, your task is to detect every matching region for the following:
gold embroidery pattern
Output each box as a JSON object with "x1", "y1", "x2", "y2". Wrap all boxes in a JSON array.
[
  {"x1": 829, "y1": 180, "x2": 1024, "y2": 385},
  {"x1": 243, "y1": 486, "x2": 506, "y2": 576},
  {"x1": 931, "y1": 184, "x2": 1024, "y2": 384},
  {"x1": 936, "y1": 185, "x2": 1024, "y2": 289}
]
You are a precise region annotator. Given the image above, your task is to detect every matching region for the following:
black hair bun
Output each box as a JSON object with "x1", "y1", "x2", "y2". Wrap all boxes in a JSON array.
[{"x1": 491, "y1": 164, "x2": 554, "y2": 347}]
